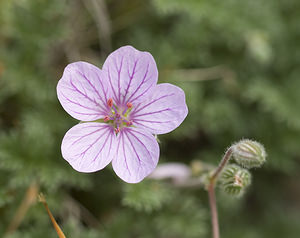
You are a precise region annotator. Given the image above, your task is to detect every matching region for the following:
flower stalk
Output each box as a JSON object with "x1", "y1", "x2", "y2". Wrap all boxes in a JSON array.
[
  {"x1": 207, "y1": 183, "x2": 220, "y2": 238},
  {"x1": 38, "y1": 194, "x2": 66, "y2": 238},
  {"x1": 208, "y1": 147, "x2": 233, "y2": 238}
]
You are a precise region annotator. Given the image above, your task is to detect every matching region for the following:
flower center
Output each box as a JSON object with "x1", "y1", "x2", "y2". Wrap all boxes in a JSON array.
[{"x1": 104, "y1": 98, "x2": 133, "y2": 134}]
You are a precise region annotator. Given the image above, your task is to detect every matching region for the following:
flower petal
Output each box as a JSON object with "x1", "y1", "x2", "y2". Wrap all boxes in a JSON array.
[
  {"x1": 112, "y1": 127, "x2": 159, "y2": 183},
  {"x1": 57, "y1": 62, "x2": 110, "y2": 121},
  {"x1": 130, "y1": 83, "x2": 188, "y2": 134},
  {"x1": 102, "y1": 46, "x2": 158, "y2": 106},
  {"x1": 61, "y1": 122, "x2": 116, "y2": 172}
]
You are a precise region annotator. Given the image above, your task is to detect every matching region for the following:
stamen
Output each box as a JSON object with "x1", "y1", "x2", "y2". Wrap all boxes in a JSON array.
[
  {"x1": 105, "y1": 99, "x2": 133, "y2": 131},
  {"x1": 115, "y1": 127, "x2": 120, "y2": 134},
  {"x1": 107, "y1": 98, "x2": 113, "y2": 108},
  {"x1": 126, "y1": 120, "x2": 133, "y2": 126},
  {"x1": 126, "y1": 102, "x2": 133, "y2": 109},
  {"x1": 112, "y1": 105, "x2": 118, "y2": 114},
  {"x1": 123, "y1": 102, "x2": 133, "y2": 115},
  {"x1": 104, "y1": 116, "x2": 110, "y2": 122}
]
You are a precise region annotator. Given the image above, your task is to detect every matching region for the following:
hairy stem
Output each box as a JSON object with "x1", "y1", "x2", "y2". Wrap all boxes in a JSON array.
[
  {"x1": 39, "y1": 194, "x2": 66, "y2": 238},
  {"x1": 208, "y1": 183, "x2": 219, "y2": 238},
  {"x1": 208, "y1": 147, "x2": 233, "y2": 238},
  {"x1": 211, "y1": 147, "x2": 233, "y2": 182}
]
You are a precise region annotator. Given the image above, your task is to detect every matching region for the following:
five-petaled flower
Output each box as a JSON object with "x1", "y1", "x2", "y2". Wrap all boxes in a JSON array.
[{"x1": 57, "y1": 46, "x2": 188, "y2": 183}]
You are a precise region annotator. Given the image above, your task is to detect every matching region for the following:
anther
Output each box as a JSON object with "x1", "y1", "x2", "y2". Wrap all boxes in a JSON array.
[
  {"x1": 115, "y1": 127, "x2": 120, "y2": 134},
  {"x1": 104, "y1": 116, "x2": 110, "y2": 122},
  {"x1": 126, "y1": 120, "x2": 133, "y2": 126},
  {"x1": 107, "y1": 98, "x2": 113, "y2": 108},
  {"x1": 126, "y1": 102, "x2": 133, "y2": 109}
]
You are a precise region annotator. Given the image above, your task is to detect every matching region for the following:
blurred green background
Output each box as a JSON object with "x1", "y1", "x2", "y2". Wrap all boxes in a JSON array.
[{"x1": 1, "y1": 0, "x2": 300, "y2": 237}]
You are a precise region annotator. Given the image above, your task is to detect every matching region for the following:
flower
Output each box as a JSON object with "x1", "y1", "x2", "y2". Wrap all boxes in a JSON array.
[{"x1": 57, "y1": 46, "x2": 188, "y2": 183}]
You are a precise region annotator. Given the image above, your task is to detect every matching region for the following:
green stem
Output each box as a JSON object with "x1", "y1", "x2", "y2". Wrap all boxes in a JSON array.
[
  {"x1": 208, "y1": 183, "x2": 219, "y2": 238},
  {"x1": 208, "y1": 147, "x2": 233, "y2": 238}
]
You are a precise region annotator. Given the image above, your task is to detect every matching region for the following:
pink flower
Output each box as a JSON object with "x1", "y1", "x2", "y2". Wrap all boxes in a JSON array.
[{"x1": 57, "y1": 46, "x2": 188, "y2": 183}]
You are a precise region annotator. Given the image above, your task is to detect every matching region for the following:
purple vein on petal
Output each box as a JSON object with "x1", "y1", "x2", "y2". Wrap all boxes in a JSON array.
[
  {"x1": 75, "y1": 70, "x2": 107, "y2": 106},
  {"x1": 133, "y1": 108, "x2": 172, "y2": 118},
  {"x1": 134, "y1": 119, "x2": 172, "y2": 124},
  {"x1": 133, "y1": 121, "x2": 155, "y2": 131},
  {"x1": 129, "y1": 82, "x2": 153, "y2": 103},
  {"x1": 126, "y1": 63, "x2": 150, "y2": 103},
  {"x1": 107, "y1": 130, "x2": 113, "y2": 158},
  {"x1": 68, "y1": 110, "x2": 102, "y2": 116},
  {"x1": 124, "y1": 131, "x2": 142, "y2": 165},
  {"x1": 123, "y1": 58, "x2": 139, "y2": 104},
  {"x1": 107, "y1": 66, "x2": 118, "y2": 103},
  {"x1": 117, "y1": 132, "x2": 130, "y2": 175},
  {"x1": 76, "y1": 129, "x2": 109, "y2": 157},
  {"x1": 61, "y1": 93, "x2": 103, "y2": 113},
  {"x1": 92, "y1": 130, "x2": 111, "y2": 162},
  {"x1": 115, "y1": 132, "x2": 122, "y2": 163},
  {"x1": 128, "y1": 128, "x2": 155, "y2": 140},
  {"x1": 126, "y1": 130, "x2": 153, "y2": 165},
  {"x1": 69, "y1": 77, "x2": 107, "y2": 112},
  {"x1": 79, "y1": 79, "x2": 88, "y2": 96},
  {"x1": 70, "y1": 77, "x2": 98, "y2": 105},
  {"x1": 122, "y1": 132, "x2": 131, "y2": 174},
  {"x1": 114, "y1": 56, "x2": 124, "y2": 105},
  {"x1": 131, "y1": 93, "x2": 175, "y2": 116},
  {"x1": 71, "y1": 127, "x2": 104, "y2": 146},
  {"x1": 98, "y1": 76, "x2": 109, "y2": 102}
]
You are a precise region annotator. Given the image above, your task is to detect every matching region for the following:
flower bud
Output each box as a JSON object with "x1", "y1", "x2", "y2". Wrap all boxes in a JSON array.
[
  {"x1": 220, "y1": 164, "x2": 251, "y2": 196},
  {"x1": 232, "y1": 139, "x2": 266, "y2": 168}
]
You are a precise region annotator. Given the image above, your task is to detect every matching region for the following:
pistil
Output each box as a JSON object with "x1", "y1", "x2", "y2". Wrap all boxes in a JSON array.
[{"x1": 103, "y1": 98, "x2": 133, "y2": 133}]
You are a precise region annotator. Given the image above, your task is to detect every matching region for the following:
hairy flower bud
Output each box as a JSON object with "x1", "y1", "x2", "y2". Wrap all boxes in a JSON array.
[
  {"x1": 232, "y1": 139, "x2": 266, "y2": 168},
  {"x1": 220, "y1": 164, "x2": 251, "y2": 196}
]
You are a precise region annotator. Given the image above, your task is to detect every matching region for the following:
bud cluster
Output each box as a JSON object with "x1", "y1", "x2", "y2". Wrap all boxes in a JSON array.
[
  {"x1": 217, "y1": 139, "x2": 266, "y2": 197},
  {"x1": 220, "y1": 164, "x2": 251, "y2": 196}
]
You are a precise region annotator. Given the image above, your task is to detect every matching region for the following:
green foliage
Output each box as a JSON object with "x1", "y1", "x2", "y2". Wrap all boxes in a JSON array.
[
  {"x1": 122, "y1": 180, "x2": 174, "y2": 212},
  {"x1": 101, "y1": 191, "x2": 207, "y2": 238},
  {"x1": 1, "y1": 0, "x2": 300, "y2": 237}
]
